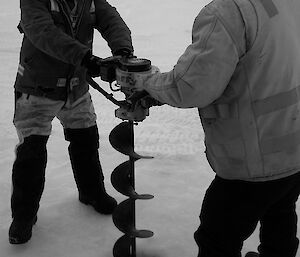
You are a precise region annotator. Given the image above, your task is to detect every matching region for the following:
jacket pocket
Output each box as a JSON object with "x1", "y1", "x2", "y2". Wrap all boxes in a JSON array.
[{"x1": 20, "y1": 51, "x2": 70, "y2": 91}]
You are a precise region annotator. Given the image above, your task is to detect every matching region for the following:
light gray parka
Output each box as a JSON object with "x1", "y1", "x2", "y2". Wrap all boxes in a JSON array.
[{"x1": 142, "y1": 0, "x2": 300, "y2": 181}]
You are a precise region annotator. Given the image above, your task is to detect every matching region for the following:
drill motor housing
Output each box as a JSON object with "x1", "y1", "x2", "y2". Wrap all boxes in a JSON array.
[{"x1": 99, "y1": 56, "x2": 153, "y2": 121}]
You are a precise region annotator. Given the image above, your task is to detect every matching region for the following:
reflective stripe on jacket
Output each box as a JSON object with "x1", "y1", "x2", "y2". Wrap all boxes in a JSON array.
[
  {"x1": 15, "y1": 0, "x2": 133, "y2": 102},
  {"x1": 143, "y1": 0, "x2": 300, "y2": 181}
]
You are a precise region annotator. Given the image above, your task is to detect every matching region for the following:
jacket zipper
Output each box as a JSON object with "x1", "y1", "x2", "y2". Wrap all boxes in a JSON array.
[
  {"x1": 74, "y1": 0, "x2": 88, "y2": 35},
  {"x1": 54, "y1": 0, "x2": 88, "y2": 101},
  {"x1": 56, "y1": 0, "x2": 88, "y2": 38},
  {"x1": 55, "y1": 0, "x2": 75, "y2": 38}
]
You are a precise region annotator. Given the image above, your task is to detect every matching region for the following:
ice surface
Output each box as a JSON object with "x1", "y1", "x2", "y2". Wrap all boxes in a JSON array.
[{"x1": 0, "y1": 0, "x2": 298, "y2": 256}]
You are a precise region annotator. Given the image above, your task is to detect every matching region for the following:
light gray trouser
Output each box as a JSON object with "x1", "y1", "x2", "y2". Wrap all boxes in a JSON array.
[{"x1": 13, "y1": 92, "x2": 97, "y2": 142}]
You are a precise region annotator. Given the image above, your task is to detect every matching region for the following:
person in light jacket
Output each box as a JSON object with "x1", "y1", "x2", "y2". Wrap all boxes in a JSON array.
[
  {"x1": 132, "y1": 0, "x2": 300, "y2": 256},
  {"x1": 10, "y1": 0, "x2": 133, "y2": 244}
]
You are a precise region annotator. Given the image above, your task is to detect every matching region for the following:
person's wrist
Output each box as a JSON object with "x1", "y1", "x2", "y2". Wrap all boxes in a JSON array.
[
  {"x1": 81, "y1": 51, "x2": 93, "y2": 67},
  {"x1": 82, "y1": 52, "x2": 103, "y2": 77},
  {"x1": 113, "y1": 48, "x2": 134, "y2": 58}
]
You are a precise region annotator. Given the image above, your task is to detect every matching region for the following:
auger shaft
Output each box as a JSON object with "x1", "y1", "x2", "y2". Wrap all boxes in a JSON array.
[{"x1": 129, "y1": 121, "x2": 136, "y2": 257}]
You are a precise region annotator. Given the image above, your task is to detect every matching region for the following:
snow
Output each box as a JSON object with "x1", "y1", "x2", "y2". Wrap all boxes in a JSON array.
[{"x1": 0, "y1": 0, "x2": 298, "y2": 256}]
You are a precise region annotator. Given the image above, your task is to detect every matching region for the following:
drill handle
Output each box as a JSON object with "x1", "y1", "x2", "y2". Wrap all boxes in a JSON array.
[{"x1": 86, "y1": 76, "x2": 126, "y2": 108}]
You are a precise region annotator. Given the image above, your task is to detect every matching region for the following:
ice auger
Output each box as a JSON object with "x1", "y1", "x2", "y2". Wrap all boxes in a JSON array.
[{"x1": 87, "y1": 56, "x2": 156, "y2": 257}]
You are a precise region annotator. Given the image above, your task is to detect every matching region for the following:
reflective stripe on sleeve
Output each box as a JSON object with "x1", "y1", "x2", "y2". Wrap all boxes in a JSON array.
[{"x1": 17, "y1": 64, "x2": 24, "y2": 76}]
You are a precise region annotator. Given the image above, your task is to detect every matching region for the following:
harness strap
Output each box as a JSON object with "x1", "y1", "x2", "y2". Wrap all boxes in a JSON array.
[
  {"x1": 253, "y1": 85, "x2": 300, "y2": 117},
  {"x1": 201, "y1": 83, "x2": 300, "y2": 119},
  {"x1": 200, "y1": 104, "x2": 238, "y2": 119}
]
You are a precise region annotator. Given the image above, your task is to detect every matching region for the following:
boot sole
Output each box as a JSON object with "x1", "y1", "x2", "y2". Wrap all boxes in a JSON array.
[
  {"x1": 9, "y1": 216, "x2": 37, "y2": 244},
  {"x1": 9, "y1": 234, "x2": 32, "y2": 244}
]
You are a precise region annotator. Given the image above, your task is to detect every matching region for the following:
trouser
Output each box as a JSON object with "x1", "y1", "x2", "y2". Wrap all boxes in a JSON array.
[
  {"x1": 12, "y1": 92, "x2": 99, "y2": 220},
  {"x1": 11, "y1": 135, "x2": 49, "y2": 220},
  {"x1": 194, "y1": 173, "x2": 300, "y2": 257},
  {"x1": 64, "y1": 126, "x2": 105, "y2": 199},
  {"x1": 13, "y1": 91, "x2": 97, "y2": 137}
]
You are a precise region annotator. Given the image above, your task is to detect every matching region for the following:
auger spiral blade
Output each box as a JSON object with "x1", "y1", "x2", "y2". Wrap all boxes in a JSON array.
[
  {"x1": 112, "y1": 199, "x2": 154, "y2": 238},
  {"x1": 113, "y1": 235, "x2": 132, "y2": 257},
  {"x1": 109, "y1": 122, "x2": 153, "y2": 159},
  {"x1": 111, "y1": 161, "x2": 154, "y2": 200}
]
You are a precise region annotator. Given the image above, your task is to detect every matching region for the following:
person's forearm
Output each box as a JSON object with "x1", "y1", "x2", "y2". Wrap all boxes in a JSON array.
[{"x1": 94, "y1": 0, "x2": 133, "y2": 53}]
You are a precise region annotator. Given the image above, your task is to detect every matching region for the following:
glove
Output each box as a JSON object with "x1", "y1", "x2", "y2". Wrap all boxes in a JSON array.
[
  {"x1": 127, "y1": 90, "x2": 163, "y2": 110},
  {"x1": 141, "y1": 94, "x2": 164, "y2": 108},
  {"x1": 126, "y1": 65, "x2": 160, "y2": 90},
  {"x1": 113, "y1": 48, "x2": 134, "y2": 58},
  {"x1": 82, "y1": 52, "x2": 121, "y2": 82},
  {"x1": 82, "y1": 52, "x2": 102, "y2": 77},
  {"x1": 98, "y1": 56, "x2": 121, "y2": 82}
]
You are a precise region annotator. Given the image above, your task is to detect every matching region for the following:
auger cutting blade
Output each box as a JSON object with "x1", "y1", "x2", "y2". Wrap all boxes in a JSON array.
[
  {"x1": 112, "y1": 199, "x2": 154, "y2": 238},
  {"x1": 113, "y1": 235, "x2": 132, "y2": 257},
  {"x1": 109, "y1": 122, "x2": 153, "y2": 159},
  {"x1": 111, "y1": 161, "x2": 154, "y2": 200}
]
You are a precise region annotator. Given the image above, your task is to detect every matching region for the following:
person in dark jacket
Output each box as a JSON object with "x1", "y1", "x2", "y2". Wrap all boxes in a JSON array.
[{"x1": 9, "y1": 0, "x2": 134, "y2": 244}]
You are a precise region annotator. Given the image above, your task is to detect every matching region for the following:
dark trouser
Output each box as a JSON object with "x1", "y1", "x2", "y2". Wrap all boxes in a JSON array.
[
  {"x1": 194, "y1": 173, "x2": 300, "y2": 257},
  {"x1": 11, "y1": 135, "x2": 49, "y2": 221},
  {"x1": 64, "y1": 125, "x2": 105, "y2": 198},
  {"x1": 11, "y1": 92, "x2": 100, "y2": 221},
  {"x1": 11, "y1": 125, "x2": 104, "y2": 220}
]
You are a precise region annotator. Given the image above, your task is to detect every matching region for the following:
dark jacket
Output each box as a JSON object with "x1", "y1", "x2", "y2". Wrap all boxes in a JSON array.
[{"x1": 15, "y1": 0, "x2": 133, "y2": 102}]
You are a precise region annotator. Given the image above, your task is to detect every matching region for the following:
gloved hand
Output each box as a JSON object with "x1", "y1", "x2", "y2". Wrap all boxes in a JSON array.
[
  {"x1": 82, "y1": 52, "x2": 121, "y2": 82},
  {"x1": 141, "y1": 94, "x2": 164, "y2": 108},
  {"x1": 127, "y1": 90, "x2": 163, "y2": 110},
  {"x1": 98, "y1": 56, "x2": 121, "y2": 82},
  {"x1": 127, "y1": 65, "x2": 160, "y2": 90},
  {"x1": 81, "y1": 52, "x2": 102, "y2": 77}
]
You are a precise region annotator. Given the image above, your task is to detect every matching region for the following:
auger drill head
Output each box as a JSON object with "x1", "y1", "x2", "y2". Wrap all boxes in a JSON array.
[
  {"x1": 88, "y1": 56, "x2": 154, "y2": 122},
  {"x1": 115, "y1": 58, "x2": 152, "y2": 122}
]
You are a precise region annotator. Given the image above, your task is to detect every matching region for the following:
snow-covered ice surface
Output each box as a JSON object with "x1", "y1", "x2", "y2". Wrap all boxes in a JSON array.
[{"x1": 0, "y1": 0, "x2": 298, "y2": 256}]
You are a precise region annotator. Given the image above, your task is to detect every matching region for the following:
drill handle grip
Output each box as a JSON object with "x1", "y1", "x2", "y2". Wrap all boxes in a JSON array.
[{"x1": 98, "y1": 56, "x2": 122, "y2": 83}]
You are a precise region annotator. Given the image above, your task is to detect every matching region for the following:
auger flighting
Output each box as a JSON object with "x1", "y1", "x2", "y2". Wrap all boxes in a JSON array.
[{"x1": 87, "y1": 56, "x2": 157, "y2": 257}]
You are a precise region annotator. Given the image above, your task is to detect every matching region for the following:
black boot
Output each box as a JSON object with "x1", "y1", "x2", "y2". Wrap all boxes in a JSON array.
[
  {"x1": 10, "y1": 135, "x2": 48, "y2": 244},
  {"x1": 78, "y1": 183, "x2": 117, "y2": 215},
  {"x1": 64, "y1": 125, "x2": 117, "y2": 215},
  {"x1": 9, "y1": 216, "x2": 37, "y2": 244}
]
